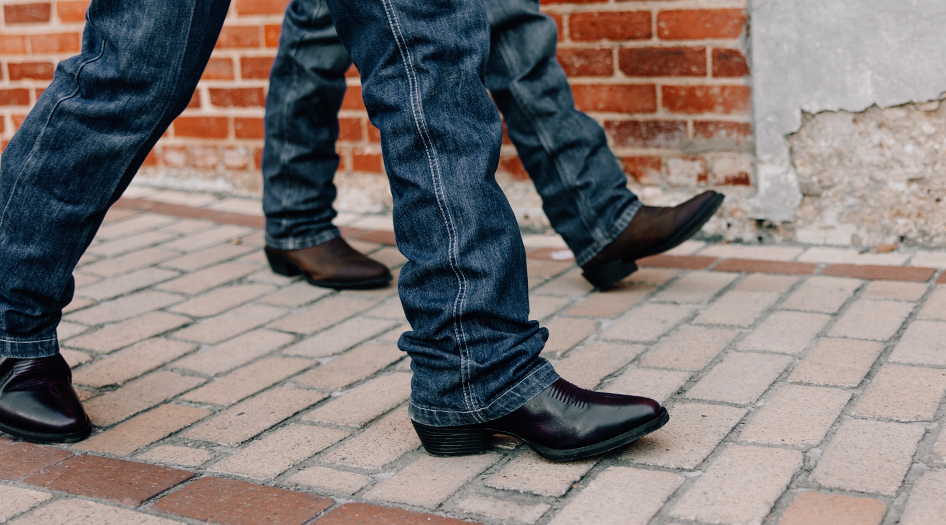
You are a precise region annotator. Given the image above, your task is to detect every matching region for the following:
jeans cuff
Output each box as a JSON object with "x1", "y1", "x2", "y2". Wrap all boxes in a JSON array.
[
  {"x1": 264, "y1": 227, "x2": 341, "y2": 251},
  {"x1": 573, "y1": 200, "x2": 643, "y2": 267},
  {"x1": 408, "y1": 360, "x2": 560, "y2": 427},
  {"x1": 0, "y1": 335, "x2": 60, "y2": 358}
]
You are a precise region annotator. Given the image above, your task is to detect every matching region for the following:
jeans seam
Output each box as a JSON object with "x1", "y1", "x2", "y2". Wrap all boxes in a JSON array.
[{"x1": 380, "y1": 0, "x2": 477, "y2": 416}]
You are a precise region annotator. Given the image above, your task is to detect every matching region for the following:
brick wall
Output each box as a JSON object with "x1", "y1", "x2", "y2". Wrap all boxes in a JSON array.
[{"x1": 0, "y1": 0, "x2": 752, "y2": 198}]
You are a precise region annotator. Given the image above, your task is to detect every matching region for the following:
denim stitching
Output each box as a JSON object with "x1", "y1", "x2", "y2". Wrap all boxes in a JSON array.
[{"x1": 378, "y1": 0, "x2": 476, "y2": 416}]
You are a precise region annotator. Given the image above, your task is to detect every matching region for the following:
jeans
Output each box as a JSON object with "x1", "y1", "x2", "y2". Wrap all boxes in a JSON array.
[
  {"x1": 263, "y1": 0, "x2": 641, "y2": 267},
  {"x1": 0, "y1": 0, "x2": 230, "y2": 359}
]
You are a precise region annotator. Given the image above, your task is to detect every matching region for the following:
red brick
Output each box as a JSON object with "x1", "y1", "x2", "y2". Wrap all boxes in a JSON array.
[
  {"x1": 12, "y1": 114, "x2": 27, "y2": 128},
  {"x1": 0, "y1": 89, "x2": 31, "y2": 106},
  {"x1": 234, "y1": 117, "x2": 264, "y2": 139},
  {"x1": 191, "y1": 145, "x2": 220, "y2": 169},
  {"x1": 352, "y1": 147, "x2": 382, "y2": 173},
  {"x1": 716, "y1": 171, "x2": 751, "y2": 186},
  {"x1": 572, "y1": 84, "x2": 656, "y2": 113},
  {"x1": 549, "y1": 13, "x2": 564, "y2": 41},
  {"x1": 0, "y1": 34, "x2": 27, "y2": 54},
  {"x1": 657, "y1": 9, "x2": 746, "y2": 40},
  {"x1": 368, "y1": 122, "x2": 381, "y2": 142},
  {"x1": 8, "y1": 61, "x2": 54, "y2": 80},
  {"x1": 662, "y1": 85, "x2": 751, "y2": 115},
  {"x1": 315, "y1": 503, "x2": 472, "y2": 525},
  {"x1": 215, "y1": 26, "x2": 260, "y2": 49},
  {"x1": 714, "y1": 259, "x2": 817, "y2": 275},
  {"x1": 152, "y1": 477, "x2": 333, "y2": 525},
  {"x1": 30, "y1": 32, "x2": 80, "y2": 53},
  {"x1": 570, "y1": 11, "x2": 652, "y2": 42},
  {"x1": 209, "y1": 87, "x2": 265, "y2": 108},
  {"x1": 23, "y1": 455, "x2": 194, "y2": 506},
  {"x1": 4, "y1": 3, "x2": 51, "y2": 24},
  {"x1": 694, "y1": 120, "x2": 752, "y2": 141},
  {"x1": 174, "y1": 116, "x2": 229, "y2": 138},
  {"x1": 557, "y1": 47, "x2": 613, "y2": 77},
  {"x1": 57, "y1": 0, "x2": 89, "y2": 22},
  {"x1": 0, "y1": 118, "x2": 4, "y2": 133},
  {"x1": 342, "y1": 85, "x2": 365, "y2": 111},
  {"x1": 619, "y1": 47, "x2": 707, "y2": 77},
  {"x1": 338, "y1": 117, "x2": 363, "y2": 141},
  {"x1": 0, "y1": 439, "x2": 73, "y2": 480},
  {"x1": 186, "y1": 91, "x2": 200, "y2": 109},
  {"x1": 236, "y1": 0, "x2": 290, "y2": 15},
  {"x1": 161, "y1": 145, "x2": 188, "y2": 168},
  {"x1": 498, "y1": 154, "x2": 529, "y2": 180},
  {"x1": 201, "y1": 58, "x2": 234, "y2": 80},
  {"x1": 622, "y1": 155, "x2": 663, "y2": 185},
  {"x1": 264, "y1": 24, "x2": 281, "y2": 47},
  {"x1": 240, "y1": 55, "x2": 274, "y2": 79},
  {"x1": 638, "y1": 254, "x2": 717, "y2": 270},
  {"x1": 712, "y1": 48, "x2": 749, "y2": 77},
  {"x1": 360, "y1": 230, "x2": 396, "y2": 246},
  {"x1": 142, "y1": 150, "x2": 159, "y2": 167},
  {"x1": 604, "y1": 119, "x2": 687, "y2": 148},
  {"x1": 254, "y1": 148, "x2": 263, "y2": 170},
  {"x1": 821, "y1": 264, "x2": 936, "y2": 283},
  {"x1": 35, "y1": 86, "x2": 46, "y2": 99},
  {"x1": 345, "y1": 63, "x2": 360, "y2": 78}
]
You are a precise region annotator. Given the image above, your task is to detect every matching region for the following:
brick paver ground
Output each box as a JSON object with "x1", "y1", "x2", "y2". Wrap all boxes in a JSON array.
[{"x1": 3, "y1": 186, "x2": 946, "y2": 524}]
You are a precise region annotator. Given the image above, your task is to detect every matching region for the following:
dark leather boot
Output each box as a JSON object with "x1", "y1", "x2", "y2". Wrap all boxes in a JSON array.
[
  {"x1": 582, "y1": 191, "x2": 725, "y2": 290},
  {"x1": 0, "y1": 354, "x2": 91, "y2": 443},
  {"x1": 265, "y1": 237, "x2": 392, "y2": 290},
  {"x1": 412, "y1": 378, "x2": 668, "y2": 461}
]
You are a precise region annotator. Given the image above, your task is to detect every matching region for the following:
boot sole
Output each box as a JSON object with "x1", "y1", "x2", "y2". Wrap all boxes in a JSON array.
[
  {"x1": 413, "y1": 407, "x2": 670, "y2": 462},
  {"x1": 0, "y1": 419, "x2": 92, "y2": 444},
  {"x1": 266, "y1": 251, "x2": 393, "y2": 290}
]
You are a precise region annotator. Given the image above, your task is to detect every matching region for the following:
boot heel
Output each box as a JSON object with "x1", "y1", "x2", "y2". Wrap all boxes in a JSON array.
[
  {"x1": 582, "y1": 259, "x2": 639, "y2": 291},
  {"x1": 412, "y1": 421, "x2": 489, "y2": 457},
  {"x1": 265, "y1": 251, "x2": 302, "y2": 277}
]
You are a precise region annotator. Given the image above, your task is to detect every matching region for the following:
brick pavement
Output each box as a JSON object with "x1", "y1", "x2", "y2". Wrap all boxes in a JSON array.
[{"x1": 3, "y1": 187, "x2": 946, "y2": 524}]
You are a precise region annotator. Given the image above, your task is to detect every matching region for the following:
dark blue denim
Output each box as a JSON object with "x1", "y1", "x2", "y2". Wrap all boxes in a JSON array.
[
  {"x1": 0, "y1": 0, "x2": 230, "y2": 358},
  {"x1": 325, "y1": 0, "x2": 560, "y2": 426},
  {"x1": 263, "y1": 0, "x2": 641, "y2": 267}
]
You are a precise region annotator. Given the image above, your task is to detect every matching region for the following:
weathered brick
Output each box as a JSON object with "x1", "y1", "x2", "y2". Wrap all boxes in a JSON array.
[
  {"x1": 76, "y1": 404, "x2": 211, "y2": 455},
  {"x1": 602, "y1": 303, "x2": 694, "y2": 342},
  {"x1": 8, "y1": 61, "x2": 54, "y2": 80},
  {"x1": 315, "y1": 503, "x2": 468, "y2": 525},
  {"x1": 137, "y1": 446, "x2": 215, "y2": 468},
  {"x1": 569, "y1": 11, "x2": 651, "y2": 41},
  {"x1": 789, "y1": 337, "x2": 884, "y2": 387},
  {"x1": 283, "y1": 317, "x2": 399, "y2": 358},
  {"x1": 10, "y1": 500, "x2": 180, "y2": 525},
  {"x1": 172, "y1": 116, "x2": 229, "y2": 138},
  {"x1": 0, "y1": 485, "x2": 51, "y2": 522},
  {"x1": 640, "y1": 326, "x2": 736, "y2": 370},
  {"x1": 541, "y1": 317, "x2": 598, "y2": 357},
  {"x1": 73, "y1": 338, "x2": 196, "y2": 387},
  {"x1": 662, "y1": 85, "x2": 752, "y2": 115},
  {"x1": 530, "y1": 294, "x2": 572, "y2": 321},
  {"x1": 183, "y1": 357, "x2": 312, "y2": 405},
  {"x1": 161, "y1": 243, "x2": 254, "y2": 271},
  {"x1": 738, "y1": 311, "x2": 830, "y2": 354},
  {"x1": 918, "y1": 285, "x2": 946, "y2": 320},
  {"x1": 168, "y1": 284, "x2": 275, "y2": 317},
  {"x1": 4, "y1": 3, "x2": 51, "y2": 24},
  {"x1": 287, "y1": 466, "x2": 374, "y2": 496},
  {"x1": 159, "y1": 262, "x2": 259, "y2": 294},
  {"x1": 84, "y1": 371, "x2": 205, "y2": 426},
  {"x1": 215, "y1": 25, "x2": 260, "y2": 49},
  {"x1": 268, "y1": 295, "x2": 377, "y2": 334},
  {"x1": 296, "y1": 343, "x2": 402, "y2": 390},
  {"x1": 657, "y1": 9, "x2": 746, "y2": 40},
  {"x1": 694, "y1": 290, "x2": 780, "y2": 327},
  {"x1": 572, "y1": 83, "x2": 656, "y2": 114},
  {"x1": 852, "y1": 364, "x2": 946, "y2": 421},
  {"x1": 740, "y1": 384, "x2": 850, "y2": 445},
  {"x1": 173, "y1": 304, "x2": 284, "y2": 344},
  {"x1": 209, "y1": 87, "x2": 265, "y2": 108},
  {"x1": 712, "y1": 48, "x2": 750, "y2": 77},
  {"x1": 550, "y1": 467, "x2": 684, "y2": 525},
  {"x1": 557, "y1": 47, "x2": 613, "y2": 77},
  {"x1": 321, "y1": 406, "x2": 420, "y2": 470},
  {"x1": 210, "y1": 424, "x2": 348, "y2": 480},
  {"x1": 65, "y1": 290, "x2": 182, "y2": 325},
  {"x1": 304, "y1": 372, "x2": 411, "y2": 427},
  {"x1": 201, "y1": 57, "x2": 234, "y2": 80},
  {"x1": 781, "y1": 276, "x2": 861, "y2": 313},
  {"x1": 604, "y1": 119, "x2": 687, "y2": 148},
  {"x1": 456, "y1": 495, "x2": 550, "y2": 525},
  {"x1": 778, "y1": 492, "x2": 887, "y2": 525},
  {"x1": 619, "y1": 47, "x2": 707, "y2": 77},
  {"x1": 67, "y1": 311, "x2": 191, "y2": 354},
  {"x1": 622, "y1": 155, "x2": 663, "y2": 184},
  {"x1": 900, "y1": 469, "x2": 946, "y2": 525},
  {"x1": 554, "y1": 342, "x2": 642, "y2": 389},
  {"x1": 365, "y1": 453, "x2": 499, "y2": 509},
  {"x1": 87, "y1": 231, "x2": 176, "y2": 257},
  {"x1": 828, "y1": 299, "x2": 914, "y2": 341},
  {"x1": 75, "y1": 267, "x2": 178, "y2": 301},
  {"x1": 235, "y1": 0, "x2": 291, "y2": 15},
  {"x1": 686, "y1": 352, "x2": 792, "y2": 404},
  {"x1": 735, "y1": 273, "x2": 800, "y2": 292},
  {"x1": 889, "y1": 320, "x2": 946, "y2": 366},
  {"x1": 653, "y1": 271, "x2": 737, "y2": 304},
  {"x1": 488, "y1": 450, "x2": 596, "y2": 497},
  {"x1": 172, "y1": 329, "x2": 294, "y2": 375},
  {"x1": 605, "y1": 367, "x2": 691, "y2": 404},
  {"x1": 0, "y1": 439, "x2": 73, "y2": 480},
  {"x1": 623, "y1": 402, "x2": 746, "y2": 469}
]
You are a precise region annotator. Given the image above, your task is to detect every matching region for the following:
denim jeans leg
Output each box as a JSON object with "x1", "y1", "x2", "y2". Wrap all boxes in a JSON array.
[
  {"x1": 325, "y1": 0, "x2": 559, "y2": 427},
  {"x1": 0, "y1": 0, "x2": 230, "y2": 358},
  {"x1": 261, "y1": 0, "x2": 352, "y2": 251},
  {"x1": 483, "y1": 0, "x2": 642, "y2": 267}
]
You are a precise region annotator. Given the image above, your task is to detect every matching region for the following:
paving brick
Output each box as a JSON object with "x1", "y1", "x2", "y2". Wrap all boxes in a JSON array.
[
  {"x1": 365, "y1": 453, "x2": 499, "y2": 508},
  {"x1": 173, "y1": 329, "x2": 294, "y2": 375},
  {"x1": 890, "y1": 320, "x2": 946, "y2": 366},
  {"x1": 95, "y1": 213, "x2": 177, "y2": 240},
  {"x1": 314, "y1": 503, "x2": 469, "y2": 525},
  {"x1": 549, "y1": 467, "x2": 684, "y2": 525},
  {"x1": 640, "y1": 326, "x2": 737, "y2": 370},
  {"x1": 185, "y1": 387, "x2": 327, "y2": 446},
  {"x1": 567, "y1": 285, "x2": 654, "y2": 317},
  {"x1": 161, "y1": 218, "x2": 215, "y2": 234},
  {"x1": 82, "y1": 247, "x2": 179, "y2": 276},
  {"x1": 638, "y1": 255, "x2": 716, "y2": 270},
  {"x1": 60, "y1": 348, "x2": 92, "y2": 368},
  {"x1": 84, "y1": 371, "x2": 206, "y2": 426},
  {"x1": 455, "y1": 494, "x2": 550, "y2": 524},
  {"x1": 258, "y1": 281, "x2": 332, "y2": 307},
  {"x1": 283, "y1": 317, "x2": 398, "y2": 358},
  {"x1": 487, "y1": 450, "x2": 596, "y2": 497},
  {"x1": 246, "y1": 268, "x2": 298, "y2": 286},
  {"x1": 735, "y1": 274, "x2": 801, "y2": 292},
  {"x1": 168, "y1": 284, "x2": 275, "y2": 317},
  {"x1": 56, "y1": 321, "x2": 88, "y2": 341},
  {"x1": 151, "y1": 477, "x2": 332, "y2": 525},
  {"x1": 9, "y1": 499, "x2": 181, "y2": 525},
  {"x1": 77, "y1": 404, "x2": 211, "y2": 455},
  {"x1": 797, "y1": 247, "x2": 909, "y2": 266},
  {"x1": 652, "y1": 271, "x2": 737, "y2": 304},
  {"x1": 605, "y1": 367, "x2": 691, "y2": 405},
  {"x1": 183, "y1": 357, "x2": 312, "y2": 405},
  {"x1": 532, "y1": 268, "x2": 595, "y2": 296},
  {"x1": 738, "y1": 311, "x2": 831, "y2": 354},
  {"x1": 0, "y1": 485, "x2": 51, "y2": 522},
  {"x1": 73, "y1": 338, "x2": 196, "y2": 387},
  {"x1": 810, "y1": 419, "x2": 924, "y2": 495},
  {"x1": 173, "y1": 304, "x2": 285, "y2": 344},
  {"x1": 780, "y1": 276, "x2": 861, "y2": 313},
  {"x1": 62, "y1": 297, "x2": 95, "y2": 314},
  {"x1": 269, "y1": 295, "x2": 378, "y2": 334},
  {"x1": 210, "y1": 424, "x2": 349, "y2": 480},
  {"x1": 932, "y1": 427, "x2": 946, "y2": 464},
  {"x1": 789, "y1": 337, "x2": 884, "y2": 387},
  {"x1": 623, "y1": 402, "x2": 746, "y2": 469},
  {"x1": 0, "y1": 439, "x2": 73, "y2": 480},
  {"x1": 740, "y1": 384, "x2": 850, "y2": 446},
  {"x1": 821, "y1": 264, "x2": 935, "y2": 282},
  {"x1": 137, "y1": 446, "x2": 215, "y2": 468},
  {"x1": 68, "y1": 311, "x2": 191, "y2": 353},
  {"x1": 159, "y1": 225, "x2": 252, "y2": 252},
  {"x1": 161, "y1": 243, "x2": 255, "y2": 271},
  {"x1": 530, "y1": 294, "x2": 572, "y2": 321},
  {"x1": 862, "y1": 280, "x2": 929, "y2": 301},
  {"x1": 602, "y1": 304, "x2": 694, "y2": 342},
  {"x1": 698, "y1": 244, "x2": 804, "y2": 261},
  {"x1": 777, "y1": 492, "x2": 887, "y2": 525},
  {"x1": 287, "y1": 465, "x2": 374, "y2": 495},
  {"x1": 158, "y1": 262, "x2": 258, "y2": 294},
  {"x1": 693, "y1": 290, "x2": 781, "y2": 327},
  {"x1": 72, "y1": 272, "x2": 102, "y2": 288},
  {"x1": 65, "y1": 290, "x2": 183, "y2": 325},
  {"x1": 541, "y1": 317, "x2": 598, "y2": 357},
  {"x1": 669, "y1": 445, "x2": 802, "y2": 524},
  {"x1": 23, "y1": 455, "x2": 193, "y2": 506},
  {"x1": 828, "y1": 299, "x2": 914, "y2": 341},
  {"x1": 322, "y1": 406, "x2": 420, "y2": 470},
  {"x1": 526, "y1": 259, "x2": 572, "y2": 281},
  {"x1": 899, "y1": 469, "x2": 946, "y2": 525},
  {"x1": 686, "y1": 352, "x2": 792, "y2": 404},
  {"x1": 713, "y1": 259, "x2": 816, "y2": 276},
  {"x1": 852, "y1": 364, "x2": 946, "y2": 421},
  {"x1": 304, "y1": 373, "x2": 411, "y2": 427},
  {"x1": 75, "y1": 267, "x2": 179, "y2": 300},
  {"x1": 86, "y1": 231, "x2": 177, "y2": 257},
  {"x1": 918, "y1": 285, "x2": 946, "y2": 320},
  {"x1": 554, "y1": 342, "x2": 642, "y2": 389},
  {"x1": 364, "y1": 299, "x2": 408, "y2": 321},
  {"x1": 296, "y1": 343, "x2": 402, "y2": 390}
]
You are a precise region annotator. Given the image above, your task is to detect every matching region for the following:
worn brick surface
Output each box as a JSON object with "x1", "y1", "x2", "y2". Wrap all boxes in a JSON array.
[
  {"x1": 852, "y1": 364, "x2": 946, "y2": 421},
  {"x1": 0, "y1": 439, "x2": 73, "y2": 480},
  {"x1": 365, "y1": 453, "x2": 499, "y2": 509},
  {"x1": 456, "y1": 494, "x2": 550, "y2": 524},
  {"x1": 75, "y1": 267, "x2": 179, "y2": 300},
  {"x1": 549, "y1": 467, "x2": 684, "y2": 525},
  {"x1": 182, "y1": 356, "x2": 312, "y2": 405},
  {"x1": 65, "y1": 290, "x2": 182, "y2": 325},
  {"x1": 73, "y1": 338, "x2": 196, "y2": 387},
  {"x1": 137, "y1": 446, "x2": 215, "y2": 468},
  {"x1": 158, "y1": 262, "x2": 258, "y2": 294},
  {"x1": 296, "y1": 343, "x2": 402, "y2": 390},
  {"x1": 890, "y1": 320, "x2": 946, "y2": 366},
  {"x1": 540, "y1": 317, "x2": 598, "y2": 357},
  {"x1": 862, "y1": 280, "x2": 929, "y2": 301},
  {"x1": 602, "y1": 303, "x2": 694, "y2": 342},
  {"x1": 211, "y1": 424, "x2": 349, "y2": 480},
  {"x1": 0, "y1": 485, "x2": 51, "y2": 522},
  {"x1": 686, "y1": 352, "x2": 792, "y2": 404},
  {"x1": 283, "y1": 317, "x2": 399, "y2": 358},
  {"x1": 553, "y1": 342, "x2": 642, "y2": 389},
  {"x1": 777, "y1": 492, "x2": 887, "y2": 525},
  {"x1": 84, "y1": 371, "x2": 205, "y2": 426},
  {"x1": 77, "y1": 405, "x2": 211, "y2": 455},
  {"x1": 900, "y1": 469, "x2": 946, "y2": 525},
  {"x1": 623, "y1": 402, "x2": 746, "y2": 469},
  {"x1": 734, "y1": 273, "x2": 800, "y2": 292},
  {"x1": 86, "y1": 231, "x2": 177, "y2": 258},
  {"x1": 738, "y1": 311, "x2": 830, "y2": 354},
  {"x1": 789, "y1": 337, "x2": 885, "y2": 387},
  {"x1": 9, "y1": 499, "x2": 182, "y2": 525},
  {"x1": 269, "y1": 295, "x2": 377, "y2": 334},
  {"x1": 652, "y1": 271, "x2": 737, "y2": 304},
  {"x1": 780, "y1": 276, "x2": 861, "y2": 313},
  {"x1": 81, "y1": 247, "x2": 179, "y2": 277},
  {"x1": 173, "y1": 304, "x2": 284, "y2": 344},
  {"x1": 161, "y1": 243, "x2": 255, "y2": 271},
  {"x1": 304, "y1": 373, "x2": 411, "y2": 427},
  {"x1": 67, "y1": 311, "x2": 190, "y2": 354},
  {"x1": 531, "y1": 294, "x2": 572, "y2": 321},
  {"x1": 532, "y1": 268, "x2": 595, "y2": 296},
  {"x1": 487, "y1": 450, "x2": 596, "y2": 497},
  {"x1": 314, "y1": 503, "x2": 470, "y2": 525},
  {"x1": 693, "y1": 290, "x2": 780, "y2": 327},
  {"x1": 828, "y1": 299, "x2": 914, "y2": 341},
  {"x1": 322, "y1": 406, "x2": 420, "y2": 470},
  {"x1": 168, "y1": 283, "x2": 274, "y2": 317},
  {"x1": 918, "y1": 285, "x2": 946, "y2": 320},
  {"x1": 172, "y1": 328, "x2": 294, "y2": 375},
  {"x1": 159, "y1": 225, "x2": 251, "y2": 252},
  {"x1": 258, "y1": 280, "x2": 332, "y2": 307},
  {"x1": 640, "y1": 326, "x2": 737, "y2": 370},
  {"x1": 567, "y1": 285, "x2": 654, "y2": 317},
  {"x1": 287, "y1": 465, "x2": 374, "y2": 496},
  {"x1": 606, "y1": 367, "x2": 691, "y2": 404},
  {"x1": 739, "y1": 384, "x2": 850, "y2": 445}
]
